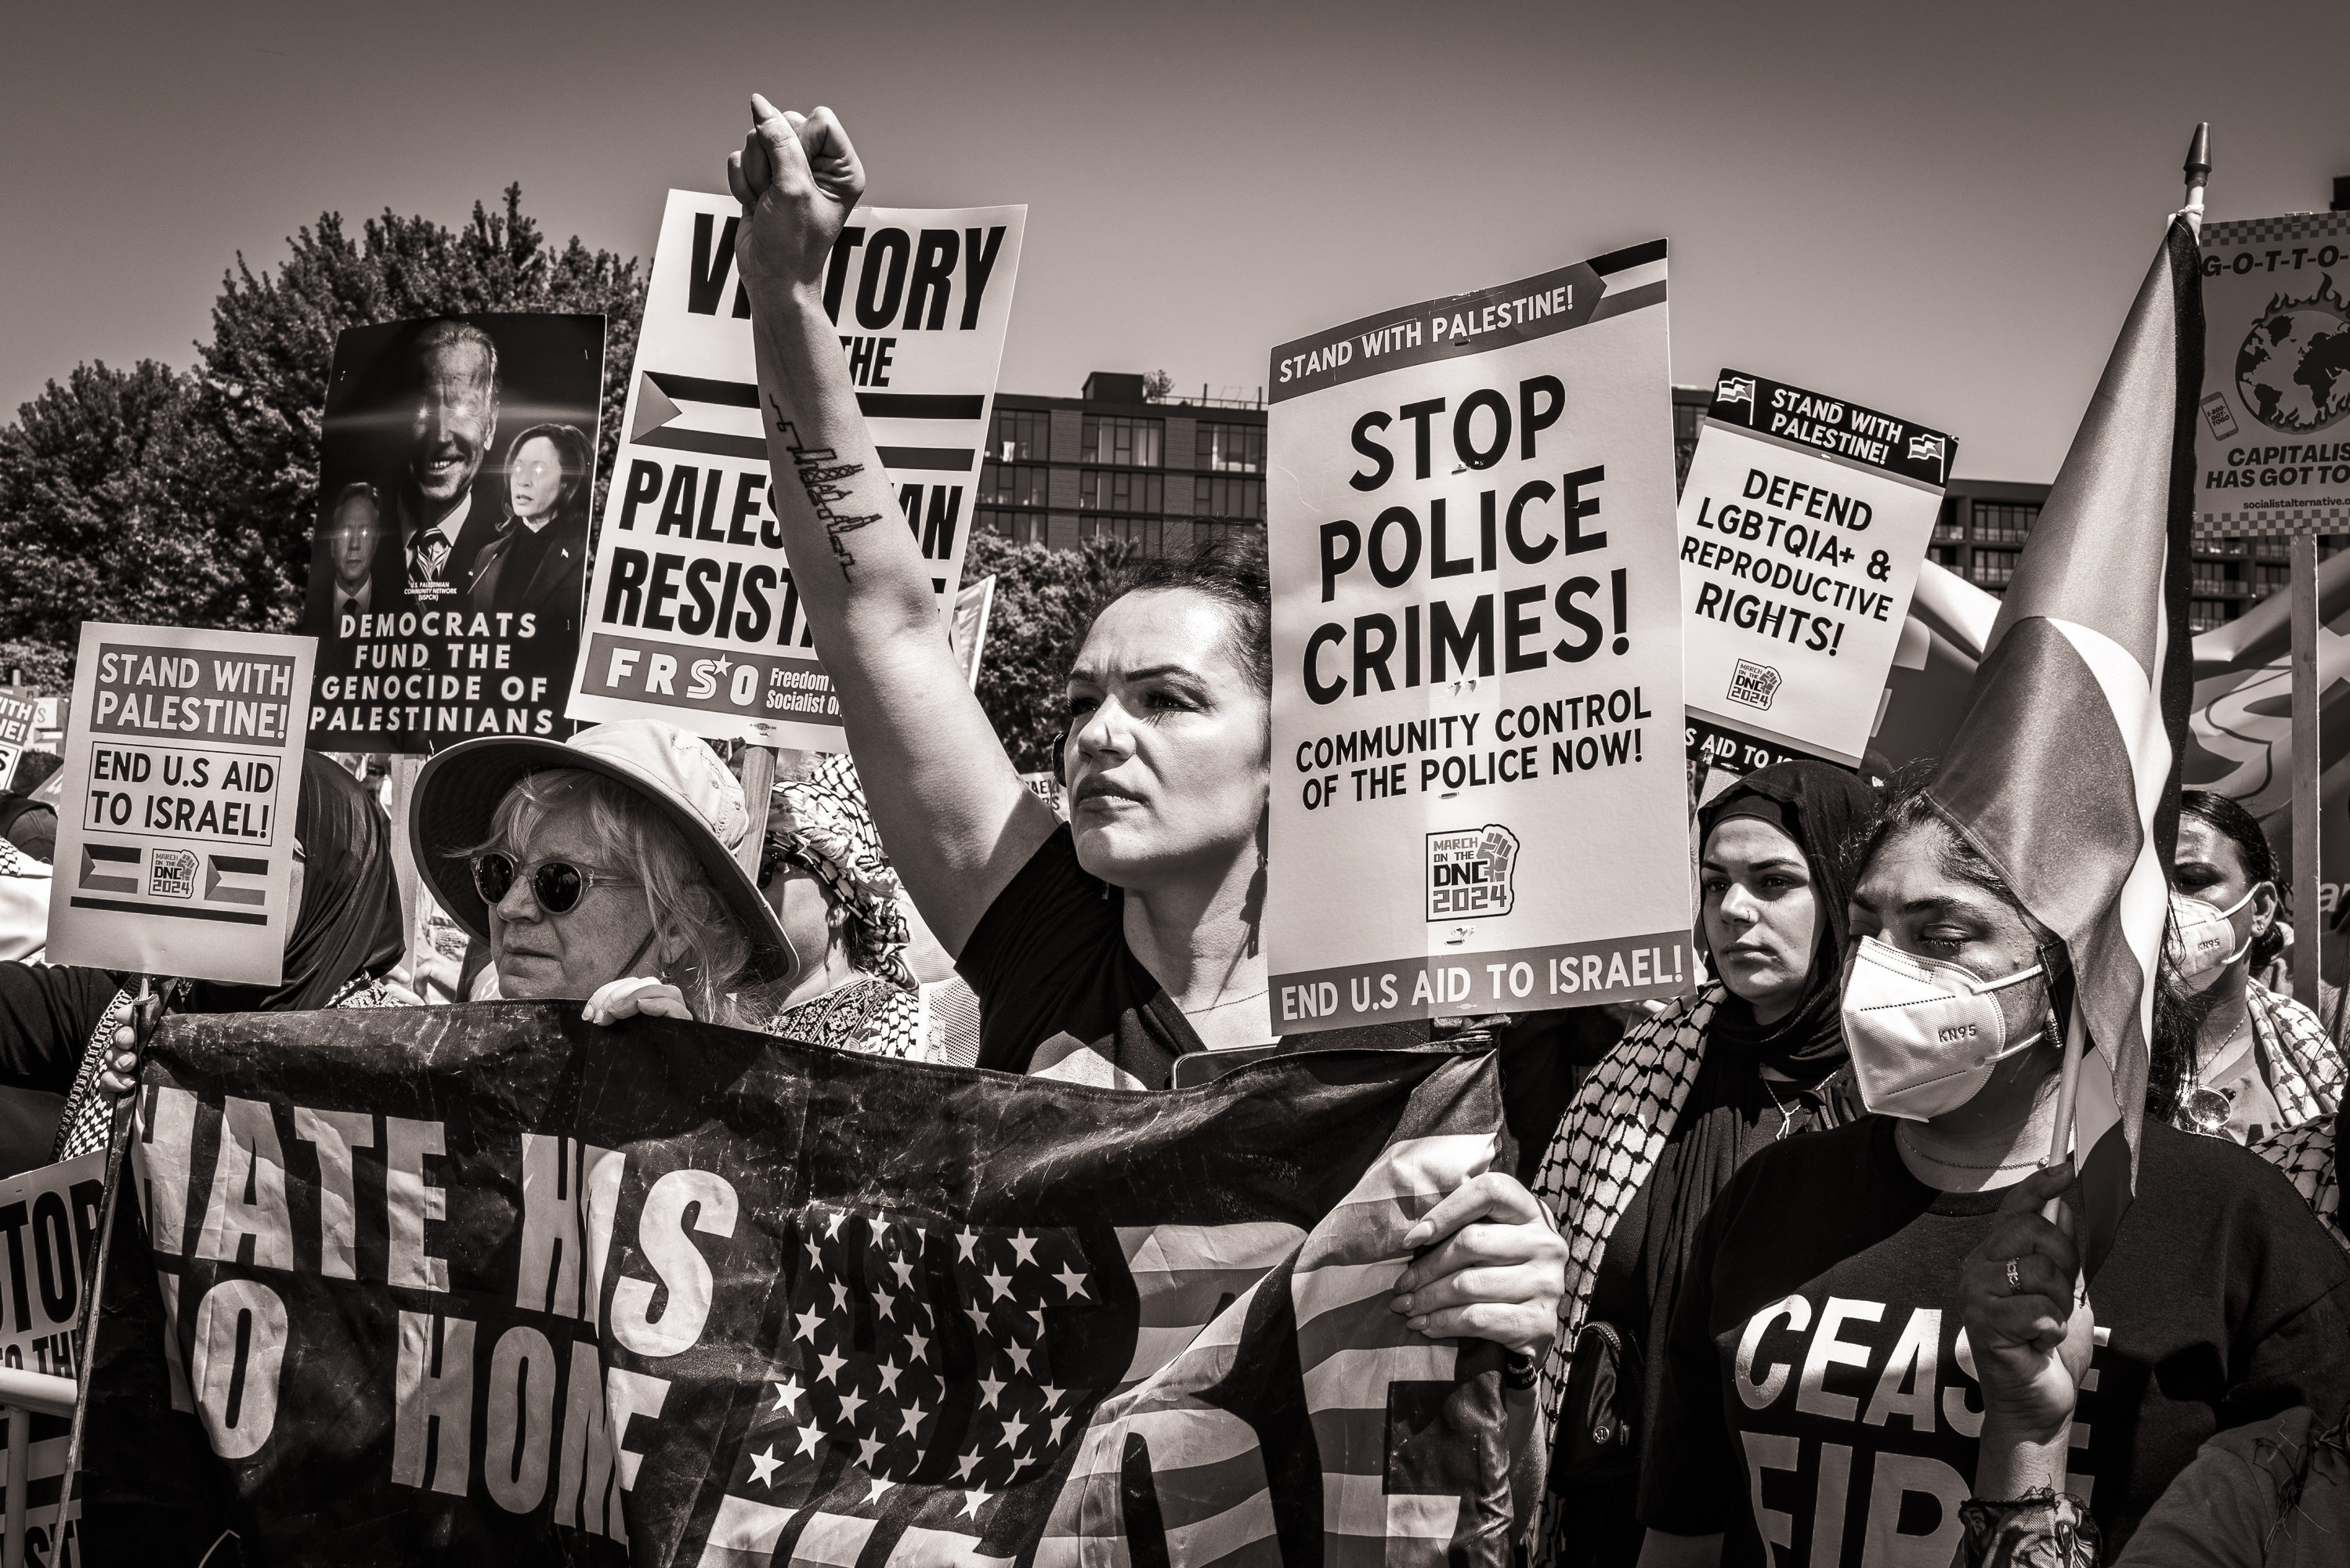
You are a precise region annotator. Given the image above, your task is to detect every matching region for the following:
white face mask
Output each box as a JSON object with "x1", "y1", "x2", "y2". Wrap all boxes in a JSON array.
[
  {"x1": 1842, "y1": 936, "x2": 2048, "y2": 1122},
  {"x1": 2167, "y1": 887, "x2": 2258, "y2": 992}
]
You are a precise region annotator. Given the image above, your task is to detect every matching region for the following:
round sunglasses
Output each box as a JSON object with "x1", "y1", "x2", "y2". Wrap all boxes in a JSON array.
[{"x1": 471, "y1": 851, "x2": 641, "y2": 915}]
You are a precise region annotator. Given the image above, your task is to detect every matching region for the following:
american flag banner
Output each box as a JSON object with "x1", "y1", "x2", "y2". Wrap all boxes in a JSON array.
[
  {"x1": 1922, "y1": 214, "x2": 2204, "y2": 1277},
  {"x1": 83, "y1": 1003, "x2": 1512, "y2": 1565}
]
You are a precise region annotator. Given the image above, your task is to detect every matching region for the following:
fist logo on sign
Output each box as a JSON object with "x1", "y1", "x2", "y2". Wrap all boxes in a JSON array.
[
  {"x1": 1426, "y1": 824, "x2": 1521, "y2": 921},
  {"x1": 148, "y1": 847, "x2": 200, "y2": 901},
  {"x1": 1727, "y1": 659, "x2": 1782, "y2": 712}
]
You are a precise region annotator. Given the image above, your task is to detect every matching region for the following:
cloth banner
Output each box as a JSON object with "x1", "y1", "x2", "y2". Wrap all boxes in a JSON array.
[{"x1": 91, "y1": 1004, "x2": 1512, "y2": 1564}]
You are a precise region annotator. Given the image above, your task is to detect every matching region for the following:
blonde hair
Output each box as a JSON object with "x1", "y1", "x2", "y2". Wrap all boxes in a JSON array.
[{"x1": 471, "y1": 768, "x2": 754, "y2": 1024}]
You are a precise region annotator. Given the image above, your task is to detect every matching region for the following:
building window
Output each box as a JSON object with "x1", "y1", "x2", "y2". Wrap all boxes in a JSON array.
[
  {"x1": 1079, "y1": 471, "x2": 1164, "y2": 513},
  {"x1": 1969, "y1": 548, "x2": 2021, "y2": 587},
  {"x1": 2254, "y1": 562, "x2": 2289, "y2": 598},
  {"x1": 1932, "y1": 519, "x2": 1968, "y2": 543},
  {"x1": 2191, "y1": 561, "x2": 2230, "y2": 593},
  {"x1": 1085, "y1": 515, "x2": 1161, "y2": 553},
  {"x1": 2189, "y1": 598, "x2": 2231, "y2": 632},
  {"x1": 1970, "y1": 502, "x2": 2040, "y2": 545},
  {"x1": 1195, "y1": 475, "x2": 1264, "y2": 520},
  {"x1": 977, "y1": 508, "x2": 1048, "y2": 546},
  {"x1": 1929, "y1": 544, "x2": 1961, "y2": 569},
  {"x1": 990, "y1": 408, "x2": 1050, "y2": 462},
  {"x1": 1191, "y1": 520, "x2": 1263, "y2": 550},
  {"x1": 1672, "y1": 394, "x2": 1705, "y2": 492},
  {"x1": 978, "y1": 462, "x2": 1049, "y2": 508},
  {"x1": 1081, "y1": 415, "x2": 1163, "y2": 468},
  {"x1": 1195, "y1": 421, "x2": 1264, "y2": 473}
]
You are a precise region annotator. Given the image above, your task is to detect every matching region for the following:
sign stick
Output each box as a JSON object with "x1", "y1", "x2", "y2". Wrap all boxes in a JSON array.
[
  {"x1": 63, "y1": 974, "x2": 150, "y2": 1482},
  {"x1": 737, "y1": 745, "x2": 778, "y2": 878},
  {"x1": 2292, "y1": 533, "x2": 2323, "y2": 1005}
]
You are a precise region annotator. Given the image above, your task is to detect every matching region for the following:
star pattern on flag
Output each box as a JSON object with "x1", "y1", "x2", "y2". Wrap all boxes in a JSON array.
[{"x1": 727, "y1": 1204, "x2": 1114, "y2": 1507}]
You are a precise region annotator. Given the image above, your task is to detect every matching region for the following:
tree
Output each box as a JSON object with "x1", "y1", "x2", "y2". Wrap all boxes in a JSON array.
[
  {"x1": 195, "y1": 183, "x2": 644, "y2": 631},
  {"x1": 0, "y1": 186, "x2": 644, "y2": 686},
  {"x1": 961, "y1": 530, "x2": 1134, "y2": 773},
  {"x1": 0, "y1": 360, "x2": 229, "y2": 691}
]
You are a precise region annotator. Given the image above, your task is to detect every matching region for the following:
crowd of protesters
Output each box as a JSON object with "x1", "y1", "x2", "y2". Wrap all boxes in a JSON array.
[{"x1": 1, "y1": 99, "x2": 2347, "y2": 1568}]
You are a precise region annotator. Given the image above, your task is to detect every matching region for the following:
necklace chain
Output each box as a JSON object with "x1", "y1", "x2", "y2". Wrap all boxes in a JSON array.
[
  {"x1": 1759, "y1": 1075, "x2": 1799, "y2": 1140},
  {"x1": 1896, "y1": 1122, "x2": 2044, "y2": 1171}
]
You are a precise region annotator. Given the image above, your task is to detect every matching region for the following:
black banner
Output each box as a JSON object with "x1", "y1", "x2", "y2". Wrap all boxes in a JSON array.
[{"x1": 90, "y1": 1006, "x2": 1511, "y2": 1565}]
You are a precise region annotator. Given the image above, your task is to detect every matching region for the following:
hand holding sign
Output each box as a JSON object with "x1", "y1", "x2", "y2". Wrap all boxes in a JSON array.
[
  {"x1": 95, "y1": 987, "x2": 168, "y2": 1098},
  {"x1": 728, "y1": 95, "x2": 866, "y2": 290}
]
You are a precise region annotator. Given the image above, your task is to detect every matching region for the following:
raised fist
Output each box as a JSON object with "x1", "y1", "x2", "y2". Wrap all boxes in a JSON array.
[{"x1": 727, "y1": 94, "x2": 866, "y2": 291}]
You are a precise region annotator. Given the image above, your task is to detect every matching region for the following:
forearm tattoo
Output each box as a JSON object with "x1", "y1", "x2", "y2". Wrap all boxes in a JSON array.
[{"x1": 772, "y1": 399, "x2": 880, "y2": 577}]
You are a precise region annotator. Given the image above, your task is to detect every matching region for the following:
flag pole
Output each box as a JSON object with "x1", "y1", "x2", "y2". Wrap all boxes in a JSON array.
[{"x1": 2039, "y1": 123, "x2": 2211, "y2": 1213}]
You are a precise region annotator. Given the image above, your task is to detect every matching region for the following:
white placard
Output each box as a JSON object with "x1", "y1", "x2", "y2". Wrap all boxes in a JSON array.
[
  {"x1": 2193, "y1": 212, "x2": 2350, "y2": 535},
  {"x1": 567, "y1": 192, "x2": 1025, "y2": 746},
  {"x1": 47, "y1": 623, "x2": 316, "y2": 984},
  {"x1": 1266, "y1": 243, "x2": 1693, "y2": 1032},
  {"x1": 1677, "y1": 370, "x2": 1954, "y2": 771}
]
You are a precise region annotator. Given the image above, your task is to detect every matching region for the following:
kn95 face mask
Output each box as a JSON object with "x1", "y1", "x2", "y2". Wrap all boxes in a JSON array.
[
  {"x1": 2167, "y1": 887, "x2": 2257, "y2": 993},
  {"x1": 1841, "y1": 935, "x2": 2048, "y2": 1122}
]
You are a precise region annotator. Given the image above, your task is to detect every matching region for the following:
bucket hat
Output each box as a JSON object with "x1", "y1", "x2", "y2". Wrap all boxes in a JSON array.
[{"x1": 408, "y1": 719, "x2": 792, "y2": 984}]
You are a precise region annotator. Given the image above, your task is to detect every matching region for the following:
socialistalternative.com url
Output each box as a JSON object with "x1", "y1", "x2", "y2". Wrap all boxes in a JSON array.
[{"x1": 2240, "y1": 495, "x2": 2350, "y2": 509}]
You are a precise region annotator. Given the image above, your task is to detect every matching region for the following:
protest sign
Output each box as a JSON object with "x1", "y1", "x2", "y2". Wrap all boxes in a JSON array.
[
  {"x1": 2193, "y1": 212, "x2": 2350, "y2": 533},
  {"x1": 46, "y1": 623, "x2": 314, "y2": 984},
  {"x1": 1265, "y1": 243, "x2": 1690, "y2": 1031},
  {"x1": 566, "y1": 193, "x2": 1025, "y2": 747},
  {"x1": 1677, "y1": 370, "x2": 1954, "y2": 772},
  {"x1": 300, "y1": 313, "x2": 607, "y2": 752},
  {"x1": 90, "y1": 1004, "x2": 1509, "y2": 1564},
  {"x1": 0, "y1": 1154, "x2": 107, "y2": 1564},
  {"x1": 0, "y1": 690, "x2": 35, "y2": 791}
]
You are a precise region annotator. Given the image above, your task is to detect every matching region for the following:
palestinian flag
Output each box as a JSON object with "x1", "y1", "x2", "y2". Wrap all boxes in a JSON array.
[{"x1": 1923, "y1": 213, "x2": 2204, "y2": 1279}]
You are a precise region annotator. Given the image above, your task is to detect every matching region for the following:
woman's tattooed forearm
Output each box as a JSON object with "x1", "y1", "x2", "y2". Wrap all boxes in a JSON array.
[{"x1": 772, "y1": 397, "x2": 880, "y2": 577}]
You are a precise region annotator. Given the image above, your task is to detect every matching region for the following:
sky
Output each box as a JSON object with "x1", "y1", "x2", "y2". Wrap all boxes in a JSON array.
[{"x1": 2, "y1": 0, "x2": 2342, "y2": 484}]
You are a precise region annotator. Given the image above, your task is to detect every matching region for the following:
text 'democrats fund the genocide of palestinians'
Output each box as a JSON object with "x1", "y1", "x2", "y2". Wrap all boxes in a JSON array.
[
  {"x1": 300, "y1": 313, "x2": 608, "y2": 752},
  {"x1": 566, "y1": 193, "x2": 1025, "y2": 747},
  {"x1": 46, "y1": 623, "x2": 315, "y2": 985},
  {"x1": 1265, "y1": 243, "x2": 1693, "y2": 1032},
  {"x1": 1677, "y1": 370, "x2": 1954, "y2": 772}
]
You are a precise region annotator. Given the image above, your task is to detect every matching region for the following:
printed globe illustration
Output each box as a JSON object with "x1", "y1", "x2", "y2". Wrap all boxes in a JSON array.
[{"x1": 2235, "y1": 280, "x2": 2350, "y2": 433}]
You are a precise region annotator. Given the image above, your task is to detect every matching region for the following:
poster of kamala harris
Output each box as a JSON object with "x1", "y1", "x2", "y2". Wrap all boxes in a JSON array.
[
  {"x1": 1265, "y1": 243, "x2": 1694, "y2": 1034},
  {"x1": 568, "y1": 191, "x2": 1025, "y2": 747}
]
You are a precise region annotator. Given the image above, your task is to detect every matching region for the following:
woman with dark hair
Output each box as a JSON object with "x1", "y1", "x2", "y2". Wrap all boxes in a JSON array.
[
  {"x1": 2161, "y1": 789, "x2": 2341, "y2": 1142},
  {"x1": 0, "y1": 751, "x2": 411, "y2": 1165},
  {"x1": 465, "y1": 421, "x2": 591, "y2": 626},
  {"x1": 682, "y1": 94, "x2": 1567, "y2": 1520},
  {"x1": 1632, "y1": 771, "x2": 2350, "y2": 1568},
  {"x1": 1530, "y1": 761, "x2": 1876, "y2": 1568}
]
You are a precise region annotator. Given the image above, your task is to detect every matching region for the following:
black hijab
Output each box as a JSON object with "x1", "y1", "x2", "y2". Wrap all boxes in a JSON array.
[
  {"x1": 1695, "y1": 760, "x2": 1878, "y2": 1076},
  {"x1": 1605, "y1": 761, "x2": 1881, "y2": 1436},
  {"x1": 179, "y1": 754, "x2": 404, "y2": 1013}
]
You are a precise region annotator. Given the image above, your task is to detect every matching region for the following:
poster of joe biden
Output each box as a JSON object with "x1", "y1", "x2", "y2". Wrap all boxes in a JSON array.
[{"x1": 300, "y1": 313, "x2": 606, "y2": 753}]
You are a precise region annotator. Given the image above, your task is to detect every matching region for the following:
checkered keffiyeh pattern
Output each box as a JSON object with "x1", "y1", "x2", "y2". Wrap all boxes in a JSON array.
[
  {"x1": 2242, "y1": 981, "x2": 2345, "y2": 1133},
  {"x1": 2205, "y1": 215, "x2": 2348, "y2": 247},
  {"x1": 1527, "y1": 985, "x2": 1719, "y2": 1566},
  {"x1": 52, "y1": 988, "x2": 140, "y2": 1162},
  {"x1": 2253, "y1": 1116, "x2": 2345, "y2": 1255},
  {"x1": 773, "y1": 756, "x2": 916, "y2": 993}
]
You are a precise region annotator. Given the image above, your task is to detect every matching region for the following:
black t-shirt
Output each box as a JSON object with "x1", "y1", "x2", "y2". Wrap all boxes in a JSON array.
[
  {"x1": 1641, "y1": 1115, "x2": 2350, "y2": 1566},
  {"x1": 959, "y1": 826, "x2": 1464, "y2": 1089}
]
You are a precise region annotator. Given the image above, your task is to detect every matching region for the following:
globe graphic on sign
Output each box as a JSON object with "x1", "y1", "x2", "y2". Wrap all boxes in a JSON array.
[{"x1": 2234, "y1": 276, "x2": 2350, "y2": 433}]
